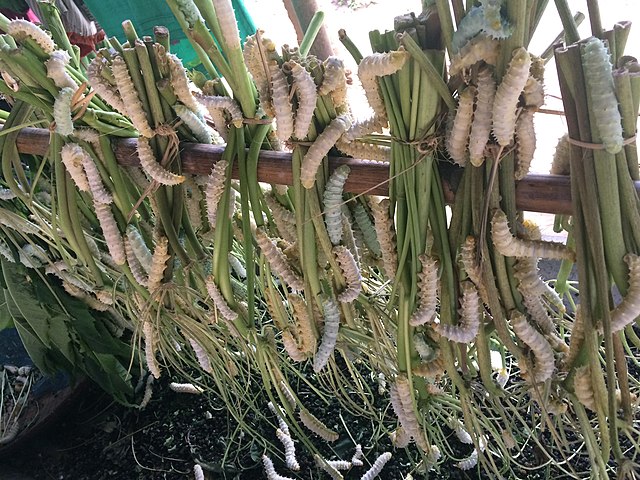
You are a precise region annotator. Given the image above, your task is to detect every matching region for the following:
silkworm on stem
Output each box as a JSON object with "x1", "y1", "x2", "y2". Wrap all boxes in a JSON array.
[
  {"x1": 468, "y1": 67, "x2": 495, "y2": 167},
  {"x1": 169, "y1": 382, "x2": 203, "y2": 394},
  {"x1": 206, "y1": 275, "x2": 238, "y2": 322},
  {"x1": 361, "y1": 452, "x2": 392, "y2": 480},
  {"x1": 276, "y1": 428, "x2": 300, "y2": 471},
  {"x1": 46, "y1": 50, "x2": 76, "y2": 90},
  {"x1": 93, "y1": 200, "x2": 125, "y2": 265},
  {"x1": 288, "y1": 61, "x2": 317, "y2": 139},
  {"x1": 370, "y1": 198, "x2": 397, "y2": 279},
  {"x1": 313, "y1": 298, "x2": 341, "y2": 372},
  {"x1": 53, "y1": 87, "x2": 75, "y2": 136},
  {"x1": 60, "y1": 143, "x2": 90, "y2": 192},
  {"x1": 323, "y1": 165, "x2": 350, "y2": 245},
  {"x1": 358, "y1": 50, "x2": 409, "y2": 118},
  {"x1": 510, "y1": 311, "x2": 555, "y2": 383},
  {"x1": 410, "y1": 254, "x2": 439, "y2": 326},
  {"x1": 269, "y1": 62, "x2": 294, "y2": 142},
  {"x1": 514, "y1": 108, "x2": 536, "y2": 180},
  {"x1": 435, "y1": 281, "x2": 480, "y2": 343},
  {"x1": 7, "y1": 19, "x2": 55, "y2": 53},
  {"x1": 111, "y1": 56, "x2": 154, "y2": 138},
  {"x1": 446, "y1": 86, "x2": 475, "y2": 166},
  {"x1": 333, "y1": 245, "x2": 362, "y2": 303},
  {"x1": 300, "y1": 115, "x2": 351, "y2": 189},
  {"x1": 137, "y1": 137, "x2": 185, "y2": 185},
  {"x1": 299, "y1": 407, "x2": 339, "y2": 441},
  {"x1": 449, "y1": 35, "x2": 500, "y2": 76},
  {"x1": 255, "y1": 227, "x2": 304, "y2": 292}
]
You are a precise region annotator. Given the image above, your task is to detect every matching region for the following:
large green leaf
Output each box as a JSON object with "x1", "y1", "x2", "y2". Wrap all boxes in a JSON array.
[{"x1": 0, "y1": 299, "x2": 14, "y2": 330}]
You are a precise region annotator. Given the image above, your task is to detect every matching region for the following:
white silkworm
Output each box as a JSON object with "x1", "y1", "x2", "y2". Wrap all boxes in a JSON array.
[
  {"x1": 491, "y1": 210, "x2": 575, "y2": 261},
  {"x1": 173, "y1": 103, "x2": 213, "y2": 144},
  {"x1": 435, "y1": 281, "x2": 480, "y2": 344},
  {"x1": 550, "y1": 134, "x2": 571, "y2": 175},
  {"x1": 87, "y1": 57, "x2": 127, "y2": 115},
  {"x1": 93, "y1": 200, "x2": 125, "y2": 265},
  {"x1": 53, "y1": 87, "x2": 75, "y2": 136},
  {"x1": 333, "y1": 245, "x2": 362, "y2": 303},
  {"x1": 450, "y1": 418, "x2": 473, "y2": 444},
  {"x1": 510, "y1": 311, "x2": 555, "y2": 383},
  {"x1": 137, "y1": 137, "x2": 185, "y2": 185},
  {"x1": 609, "y1": 254, "x2": 640, "y2": 333},
  {"x1": 187, "y1": 336, "x2": 212, "y2": 374},
  {"x1": 269, "y1": 62, "x2": 294, "y2": 142},
  {"x1": 446, "y1": 86, "x2": 476, "y2": 166},
  {"x1": 344, "y1": 115, "x2": 385, "y2": 142},
  {"x1": 125, "y1": 238, "x2": 149, "y2": 287},
  {"x1": 212, "y1": 0, "x2": 241, "y2": 50},
  {"x1": 279, "y1": 381, "x2": 297, "y2": 410},
  {"x1": 456, "y1": 449, "x2": 478, "y2": 471},
  {"x1": 255, "y1": 227, "x2": 304, "y2": 292},
  {"x1": 264, "y1": 194, "x2": 297, "y2": 244},
  {"x1": 315, "y1": 456, "x2": 346, "y2": 480},
  {"x1": 573, "y1": 365, "x2": 597, "y2": 411},
  {"x1": 60, "y1": 143, "x2": 90, "y2": 191},
  {"x1": 358, "y1": 50, "x2": 409, "y2": 119},
  {"x1": 194, "y1": 92, "x2": 244, "y2": 129},
  {"x1": 169, "y1": 382, "x2": 203, "y2": 394},
  {"x1": 320, "y1": 56, "x2": 348, "y2": 106},
  {"x1": 289, "y1": 61, "x2": 317, "y2": 139},
  {"x1": 139, "y1": 375, "x2": 154, "y2": 409},
  {"x1": 361, "y1": 452, "x2": 392, "y2": 480},
  {"x1": 143, "y1": 320, "x2": 161, "y2": 379},
  {"x1": 126, "y1": 225, "x2": 152, "y2": 273},
  {"x1": 581, "y1": 37, "x2": 623, "y2": 154},
  {"x1": 326, "y1": 460, "x2": 351, "y2": 471},
  {"x1": 468, "y1": 67, "x2": 495, "y2": 167},
  {"x1": 193, "y1": 464, "x2": 204, "y2": 480},
  {"x1": 313, "y1": 298, "x2": 341, "y2": 372},
  {"x1": 390, "y1": 375, "x2": 429, "y2": 451},
  {"x1": 410, "y1": 254, "x2": 440, "y2": 326},
  {"x1": 514, "y1": 254, "x2": 565, "y2": 313},
  {"x1": 492, "y1": 47, "x2": 531, "y2": 147},
  {"x1": 46, "y1": 50, "x2": 76, "y2": 90},
  {"x1": 267, "y1": 401, "x2": 290, "y2": 436},
  {"x1": 175, "y1": 0, "x2": 204, "y2": 27},
  {"x1": 390, "y1": 426, "x2": 411, "y2": 448},
  {"x1": 324, "y1": 165, "x2": 350, "y2": 245},
  {"x1": 514, "y1": 108, "x2": 536, "y2": 180},
  {"x1": 449, "y1": 35, "x2": 500, "y2": 76},
  {"x1": 353, "y1": 202, "x2": 381, "y2": 256},
  {"x1": 206, "y1": 275, "x2": 238, "y2": 322},
  {"x1": 82, "y1": 150, "x2": 113, "y2": 203},
  {"x1": 111, "y1": 55, "x2": 154, "y2": 137},
  {"x1": 7, "y1": 19, "x2": 55, "y2": 53},
  {"x1": 351, "y1": 444, "x2": 364, "y2": 467},
  {"x1": 370, "y1": 198, "x2": 397, "y2": 279},
  {"x1": 205, "y1": 160, "x2": 228, "y2": 229},
  {"x1": 276, "y1": 428, "x2": 300, "y2": 471},
  {"x1": 228, "y1": 253, "x2": 246, "y2": 279},
  {"x1": 299, "y1": 408, "x2": 339, "y2": 441},
  {"x1": 166, "y1": 53, "x2": 201, "y2": 115},
  {"x1": 336, "y1": 138, "x2": 391, "y2": 162},
  {"x1": 523, "y1": 76, "x2": 544, "y2": 109},
  {"x1": 262, "y1": 455, "x2": 295, "y2": 480},
  {"x1": 413, "y1": 334, "x2": 437, "y2": 361}
]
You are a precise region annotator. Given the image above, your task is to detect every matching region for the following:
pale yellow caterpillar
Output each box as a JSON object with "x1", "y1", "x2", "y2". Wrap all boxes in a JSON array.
[
  {"x1": 608, "y1": 253, "x2": 640, "y2": 333},
  {"x1": 93, "y1": 200, "x2": 125, "y2": 265},
  {"x1": 228, "y1": 253, "x2": 246, "y2": 279},
  {"x1": 323, "y1": 165, "x2": 350, "y2": 245},
  {"x1": 523, "y1": 76, "x2": 544, "y2": 109},
  {"x1": 173, "y1": 103, "x2": 213, "y2": 144},
  {"x1": 514, "y1": 108, "x2": 536, "y2": 180},
  {"x1": 343, "y1": 115, "x2": 385, "y2": 142},
  {"x1": 206, "y1": 275, "x2": 238, "y2": 322},
  {"x1": 169, "y1": 382, "x2": 203, "y2": 394},
  {"x1": 358, "y1": 50, "x2": 409, "y2": 119},
  {"x1": 573, "y1": 365, "x2": 597, "y2": 411},
  {"x1": 449, "y1": 35, "x2": 500, "y2": 76},
  {"x1": 143, "y1": 320, "x2": 161, "y2": 379},
  {"x1": 212, "y1": 0, "x2": 241, "y2": 50},
  {"x1": 193, "y1": 464, "x2": 204, "y2": 480},
  {"x1": 194, "y1": 92, "x2": 243, "y2": 129},
  {"x1": 336, "y1": 138, "x2": 391, "y2": 162},
  {"x1": 456, "y1": 449, "x2": 479, "y2": 471},
  {"x1": 255, "y1": 227, "x2": 304, "y2": 292},
  {"x1": 53, "y1": 87, "x2": 75, "y2": 136},
  {"x1": 313, "y1": 298, "x2": 341, "y2": 372},
  {"x1": 319, "y1": 56, "x2": 348, "y2": 106},
  {"x1": 60, "y1": 143, "x2": 90, "y2": 192},
  {"x1": 410, "y1": 254, "x2": 440, "y2": 326},
  {"x1": 435, "y1": 281, "x2": 480, "y2": 343},
  {"x1": 370, "y1": 198, "x2": 397, "y2": 279},
  {"x1": 446, "y1": 86, "x2": 476, "y2": 166},
  {"x1": 289, "y1": 61, "x2": 317, "y2": 140},
  {"x1": 126, "y1": 225, "x2": 152, "y2": 274},
  {"x1": 7, "y1": 19, "x2": 55, "y2": 54},
  {"x1": 166, "y1": 53, "x2": 201, "y2": 115},
  {"x1": 468, "y1": 67, "x2": 496, "y2": 167},
  {"x1": 276, "y1": 428, "x2": 300, "y2": 471},
  {"x1": 510, "y1": 311, "x2": 555, "y2": 383},
  {"x1": 264, "y1": 194, "x2": 297, "y2": 244},
  {"x1": 73, "y1": 128, "x2": 103, "y2": 161},
  {"x1": 242, "y1": 31, "x2": 276, "y2": 116},
  {"x1": 361, "y1": 452, "x2": 392, "y2": 480},
  {"x1": 45, "y1": 50, "x2": 76, "y2": 90},
  {"x1": 87, "y1": 57, "x2": 127, "y2": 114},
  {"x1": 279, "y1": 380, "x2": 297, "y2": 411},
  {"x1": 146, "y1": 236, "x2": 169, "y2": 292},
  {"x1": 390, "y1": 375, "x2": 429, "y2": 451},
  {"x1": 341, "y1": 210, "x2": 360, "y2": 266},
  {"x1": 282, "y1": 329, "x2": 308, "y2": 362},
  {"x1": 139, "y1": 375, "x2": 154, "y2": 409},
  {"x1": 550, "y1": 134, "x2": 571, "y2": 176},
  {"x1": 299, "y1": 407, "x2": 339, "y2": 441},
  {"x1": 300, "y1": 114, "x2": 351, "y2": 188},
  {"x1": 581, "y1": 37, "x2": 623, "y2": 154},
  {"x1": 491, "y1": 210, "x2": 575, "y2": 261},
  {"x1": 269, "y1": 62, "x2": 294, "y2": 142},
  {"x1": 111, "y1": 56, "x2": 154, "y2": 138},
  {"x1": 188, "y1": 337, "x2": 212, "y2": 374},
  {"x1": 262, "y1": 455, "x2": 295, "y2": 480},
  {"x1": 137, "y1": 137, "x2": 184, "y2": 185},
  {"x1": 82, "y1": 150, "x2": 113, "y2": 204},
  {"x1": 492, "y1": 47, "x2": 531, "y2": 147},
  {"x1": 289, "y1": 293, "x2": 316, "y2": 355},
  {"x1": 333, "y1": 245, "x2": 362, "y2": 303},
  {"x1": 205, "y1": 160, "x2": 228, "y2": 229}
]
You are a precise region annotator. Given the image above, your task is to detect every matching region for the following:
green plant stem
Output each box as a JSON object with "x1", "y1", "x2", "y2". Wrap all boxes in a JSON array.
[
  {"x1": 433, "y1": 0, "x2": 455, "y2": 56},
  {"x1": 586, "y1": 0, "x2": 603, "y2": 38},
  {"x1": 299, "y1": 11, "x2": 325, "y2": 57},
  {"x1": 338, "y1": 29, "x2": 363, "y2": 64},
  {"x1": 554, "y1": 0, "x2": 581, "y2": 44}
]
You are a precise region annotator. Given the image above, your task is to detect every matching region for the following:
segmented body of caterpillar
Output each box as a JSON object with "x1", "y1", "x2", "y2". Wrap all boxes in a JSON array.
[
  {"x1": 111, "y1": 56, "x2": 154, "y2": 138},
  {"x1": 468, "y1": 67, "x2": 496, "y2": 167},
  {"x1": 125, "y1": 238, "x2": 148, "y2": 286},
  {"x1": 243, "y1": 32, "x2": 277, "y2": 117},
  {"x1": 413, "y1": 355, "x2": 446, "y2": 379},
  {"x1": 323, "y1": 165, "x2": 351, "y2": 245},
  {"x1": 550, "y1": 134, "x2": 571, "y2": 175},
  {"x1": 276, "y1": 428, "x2": 300, "y2": 471},
  {"x1": 255, "y1": 227, "x2": 304, "y2": 292},
  {"x1": 82, "y1": 151, "x2": 113, "y2": 204},
  {"x1": 492, "y1": 47, "x2": 531, "y2": 147},
  {"x1": 264, "y1": 194, "x2": 297, "y2": 244},
  {"x1": 313, "y1": 298, "x2": 341, "y2": 372},
  {"x1": 336, "y1": 138, "x2": 391, "y2": 162},
  {"x1": 523, "y1": 76, "x2": 544, "y2": 109},
  {"x1": 514, "y1": 108, "x2": 536, "y2": 180},
  {"x1": 289, "y1": 293, "x2": 316, "y2": 355},
  {"x1": 169, "y1": 382, "x2": 203, "y2": 394},
  {"x1": 194, "y1": 92, "x2": 244, "y2": 129},
  {"x1": 609, "y1": 253, "x2": 640, "y2": 333},
  {"x1": 413, "y1": 333, "x2": 437, "y2": 361},
  {"x1": 53, "y1": 87, "x2": 75, "y2": 136},
  {"x1": 73, "y1": 127, "x2": 103, "y2": 160},
  {"x1": 7, "y1": 19, "x2": 55, "y2": 53},
  {"x1": 581, "y1": 37, "x2": 623, "y2": 154},
  {"x1": 93, "y1": 200, "x2": 125, "y2": 265},
  {"x1": 410, "y1": 254, "x2": 439, "y2": 326},
  {"x1": 370, "y1": 198, "x2": 397, "y2": 279},
  {"x1": 321, "y1": 457, "x2": 351, "y2": 476},
  {"x1": 205, "y1": 160, "x2": 228, "y2": 229},
  {"x1": 165, "y1": 53, "x2": 201, "y2": 115},
  {"x1": 358, "y1": 50, "x2": 409, "y2": 119},
  {"x1": 267, "y1": 401, "x2": 290, "y2": 436},
  {"x1": 206, "y1": 275, "x2": 238, "y2": 322},
  {"x1": 353, "y1": 203, "x2": 381, "y2": 256},
  {"x1": 175, "y1": 0, "x2": 204, "y2": 27},
  {"x1": 46, "y1": 50, "x2": 76, "y2": 90},
  {"x1": 491, "y1": 210, "x2": 575, "y2": 261},
  {"x1": 193, "y1": 464, "x2": 204, "y2": 480},
  {"x1": 146, "y1": 236, "x2": 169, "y2": 291},
  {"x1": 446, "y1": 86, "x2": 476, "y2": 166},
  {"x1": 299, "y1": 407, "x2": 339, "y2": 441},
  {"x1": 87, "y1": 57, "x2": 127, "y2": 115},
  {"x1": 137, "y1": 137, "x2": 185, "y2": 185},
  {"x1": 333, "y1": 245, "x2": 362, "y2": 303},
  {"x1": 390, "y1": 375, "x2": 429, "y2": 451},
  {"x1": 513, "y1": 246, "x2": 565, "y2": 313},
  {"x1": 212, "y1": 0, "x2": 241, "y2": 50},
  {"x1": 289, "y1": 61, "x2": 317, "y2": 140},
  {"x1": 450, "y1": 418, "x2": 473, "y2": 444},
  {"x1": 300, "y1": 115, "x2": 351, "y2": 189},
  {"x1": 435, "y1": 281, "x2": 480, "y2": 343},
  {"x1": 187, "y1": 336, "x2": 212, "y2": 374},
  {"x1": 262, "y1": 455, "x2": 295, "y2": 480},
  {"x1": 573, "y1": 365, "x2": 597, "y2": 411},
  {"x1": 142, "y1": 320, "x2": 161, "y2": 378},
  {"x1": 139, "y1": 375, "x2": 154, "y2": 409},
  {"x1": 60, "y1": 143, "x2": 90, "y2": 191},
  {"x1": 269, "y1": 62, "x2": 294, "y2": 142},
  {"x1": 510, "y1": 311, "x2": 555, "y2": 383},
  {"x1": 172, "y1": 103, "x2": 212, "y2": 144},
  {"x1": 449, "y1": 35, "x2": 500, "y2": 76},
  {"x1": 343, "y1": 115, "x2": 385, "y2": 142},
  {"x1": 351, "y1": 444, "x2": 364, "y2": 467},
  {"x1": 319, "y1": 56, "x2": 348, "y2": 106},
  {"x1": 282, "y1": 329, "x2": 308, "y2": 361},
  {"x1": 361, "y1": 452, "x2": 392, "y2": 480},
  {"x1": 126, "y1": 225, "x2": 152, "y2": 273},
  {"x1": 456, "y1": 449, "x2": 479, "y2": 470}
]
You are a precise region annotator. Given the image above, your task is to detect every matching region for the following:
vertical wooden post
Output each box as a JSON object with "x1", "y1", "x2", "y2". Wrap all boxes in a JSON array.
[{"x1": 282, "y1": 0, "x2": 334, "y2": 59}]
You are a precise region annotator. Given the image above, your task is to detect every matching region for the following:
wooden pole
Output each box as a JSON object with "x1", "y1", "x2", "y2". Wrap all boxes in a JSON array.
[
  {"x1": 282, "y1": 0, "x2": 334, "y2": 59},
  {"x1": 12, "y1": 126, "x2": 603, "y2": 215}
]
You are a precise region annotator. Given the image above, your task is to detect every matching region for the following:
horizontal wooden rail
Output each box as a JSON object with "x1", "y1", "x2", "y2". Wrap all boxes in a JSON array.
[{"x1": 12, "y1": 126, "x2": 615, "y2": 216}]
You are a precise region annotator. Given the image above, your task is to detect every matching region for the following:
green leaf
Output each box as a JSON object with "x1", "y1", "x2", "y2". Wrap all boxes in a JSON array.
[
  {"x1": 48, "y1": 313, "x2": 76, "y2": 365},
  {"x1": 0, "y1": 299, "x2": 14, "y2": 330}
]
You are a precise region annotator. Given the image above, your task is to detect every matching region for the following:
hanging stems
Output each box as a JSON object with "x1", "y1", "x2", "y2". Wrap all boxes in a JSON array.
[
  {"x1": 299, "y1": 11, "x2": 325, "y2": 57},
  {"x1": 586, "y1": 0, "x2": 604, "y2": 38},
  {"x1": 554, "y1": 0, "x2": 581, "y2": 44}
]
